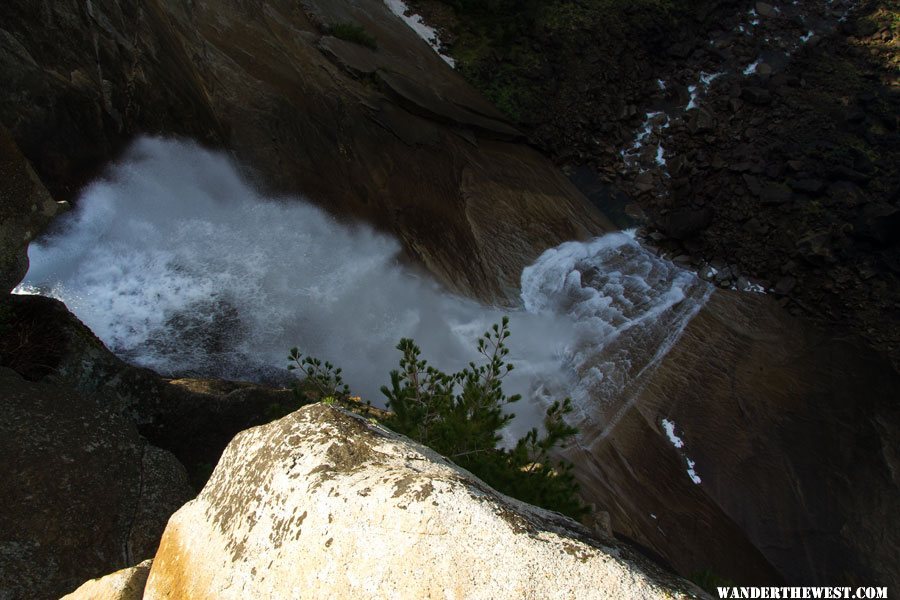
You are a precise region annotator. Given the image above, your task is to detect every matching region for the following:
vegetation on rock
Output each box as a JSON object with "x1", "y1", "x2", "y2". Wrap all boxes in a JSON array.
[
  {"x1": 327, "y1": 22, "x2": 378, "y2": 49},
  {"x1": 416, "y1": 0, "x2": 688, "y2": 122},
  {"x1": 290, "y1": 317, "x2": 585, "y2": 519}
]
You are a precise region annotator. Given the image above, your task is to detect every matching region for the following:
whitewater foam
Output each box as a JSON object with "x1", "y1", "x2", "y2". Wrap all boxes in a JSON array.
[
  {"x1": 384, "y1": 0, "x2": 455, "y2": 67},
  {"x1": 16, "y1": 137, "x2": 711, "y2": 439}
]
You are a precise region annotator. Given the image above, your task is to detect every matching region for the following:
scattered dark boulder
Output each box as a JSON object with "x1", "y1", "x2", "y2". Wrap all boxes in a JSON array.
[
  {"x1": 759, "y1": 181, "x2": 793, "y2": 205},
  {"x1": 853, "y1": 203, "x2": 900, "y2": 247},
  {"x1": 668, "y1": 42, "x2": 694, "y2": 58},
  {"x1": 787, "y1": 178, "x2": 825, "y2": 194},
  {"x1": 796, "y1": 229, "x2": 837, "y2": 264},
  {"x1": 741, "y1": 87, "x2": 772, "y2": 105},
  {"x1": 830, "y1": 165, "x2": 871, "y2": 183},
  {"x1": 690, "y1": 109, "x2": 716, "y2": 132},
  {"x1": 755, "y1": 2, "x2": 779, "y2": 18},
  {"x1": 661, "y1": 207, "x2": 713, "y2": 240},
  {"x1": 773, "y1": 275, "x2": 797, "y2": 295}
]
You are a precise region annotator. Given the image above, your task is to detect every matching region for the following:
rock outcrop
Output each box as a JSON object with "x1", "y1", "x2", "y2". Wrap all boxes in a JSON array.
[
  {"x1": 569, "y1": 290, "x2": 900, "y2": 586},
  {"x1": 61, "y1": 560, "x2": 153, "y2": 600},
  {"x1": 0, "y1": 295, "x2": 368, "y2": 596},
  {"x1": 0, "y1": 293, "x2": 133, "y2": 390},
  {"x1": 0, "y1": 125, "x2": 64, "y2": 292},
  {"x1": 0, "y1": 368, "x2": 192, "y2": 600},
  {"x1": 0, "y1": 0, "x2": 612, "y2": 302},
  {"x1": 0, "y1": 293, "x2": 323, "y2": 491},
  {"x1": 141, "y1": 403, "x2": 703, "y2": 599}
]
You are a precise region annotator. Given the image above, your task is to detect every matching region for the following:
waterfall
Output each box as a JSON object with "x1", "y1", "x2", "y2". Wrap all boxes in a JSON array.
[{"x1": 14, "y1": 137, "x2": 711, "y2": 438}]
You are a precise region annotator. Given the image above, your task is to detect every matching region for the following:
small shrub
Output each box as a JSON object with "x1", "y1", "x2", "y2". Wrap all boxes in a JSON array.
[
  {"x1": 327, "y1": 22, "x2": 378, "y2": 49},
  {"x1": 382, "y1": 317, "x2": 585, "y2": 518},
  {"x1": 690, "y1": 569, "x2": 737, "y2": 595},
  {"x1": 289, "y1": 318, "x2": 585, "y2": 519},
  {"x1": 288, "y1": 348, "x2": 350, "y2": 399}
]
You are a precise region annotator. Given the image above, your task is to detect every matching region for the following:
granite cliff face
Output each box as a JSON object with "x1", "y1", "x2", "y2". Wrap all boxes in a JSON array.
[
  {"x1": 0, "y1": 0, "x2": 611, "y2": 301},
  {"x1": 567, "y1": 290, "x2": 900, "y2": 586}
]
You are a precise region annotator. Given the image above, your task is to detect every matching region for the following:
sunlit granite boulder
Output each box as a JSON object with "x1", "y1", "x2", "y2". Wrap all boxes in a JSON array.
[
  {"x1": 61, "y1": 560, "x2": 153, "y2": 600},
  {"x1": 142, "y1": 403, "x2": 703, "y2": 599}
]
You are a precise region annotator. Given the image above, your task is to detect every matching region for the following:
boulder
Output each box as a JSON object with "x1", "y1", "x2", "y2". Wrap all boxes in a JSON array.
[
  {"x1": 0, "y1": 294, "x2": 132, "y2": 391},
  {"x1": 61, "y1": 560, "x2": 152, "y2": 600},
  {"x1": 772, "y1": 275, "x2": 797, "y2": 295},
  {"x1": 691, "y1": 108, "x2": 716, "y2": 132},
  {"x1": 853, "y1": 202, "x2": 900, "y2": 247},
  {"x1": 758, "y1": 181, "x2": 793, "y2": 205},
  {"x1": 143, "y1": 404, "x2": 703, "y2": 599},
  {"x1": 140, "y1": 378, "x2": 313, "y2": 489},
  {"x1": 755, "y1": 2, "x2": 778, "y2": 18},
  {"x1": 0, "y1": 368, "x2": 192, "y2": 600},
  {"x1": 787, "y1": 178, "x2": 825, "y2": 194},
  {"x1": 795, "y1": 229, "x2": 837, "y2": 264},
  {"x1": 741, "y1": 87, "x2": 772, "y2": 105},
  {"x1": 661, "y1": 207, "x2": 713, "y2": 240}
]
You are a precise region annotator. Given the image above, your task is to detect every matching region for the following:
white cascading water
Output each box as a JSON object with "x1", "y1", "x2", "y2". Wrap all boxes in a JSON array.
[{"x1": 14, "y1": 137, "x2": 711, "y2": 439}]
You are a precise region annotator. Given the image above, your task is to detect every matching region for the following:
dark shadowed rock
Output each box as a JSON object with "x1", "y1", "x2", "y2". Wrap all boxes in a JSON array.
[
  {"x1": 773, "y1": 275, "x2": 797, "y2": 295},
  {"x1": 0, "y1": 294, "x2": 150, "y2": 406},
  {"x1": 853, "y1": 203, "x2": 900, "y2": 247},
  {"x1": 0, "y1": 368, "x2": 192, "y2": 600},
  {"x1": 661, "y1": 207, "x2": 713, "y2": 239},
  {"x1": 758, "y1": 181, "x2": 793, "y2": 205},
  {"x1": 787, "y1": 178, "x2": 825, "y2": 194},
  {"x1": 0, "y1": 294, "x2": 331, "y2": 491},
  {"x1": 755, "y1": 2, "x2": 778, "y2": 18},
  {"x1": 0, "y1": 126, "x2": 65, "y2": 293},
  {"x1": 741, "y1": 87, "x2": 772, "y2": 105},
  {"x1": 796, "y1": 229, "x2": 837, "y2": 264}
]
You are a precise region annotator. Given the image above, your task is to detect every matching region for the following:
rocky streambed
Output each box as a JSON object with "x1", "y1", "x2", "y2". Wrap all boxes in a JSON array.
[{"x1": 409, "y1": 0, "x2": 899, "y2": 365}]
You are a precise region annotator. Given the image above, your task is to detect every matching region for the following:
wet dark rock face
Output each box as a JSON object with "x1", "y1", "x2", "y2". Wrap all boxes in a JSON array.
[
  {"x1": 0, "y1": 125, "x2": 65, "y2": 293},
  {"x1": 568, "y1": 290, "x2": 900, "y2": 587},
  {"x1": 0, "y1": 1, "x2": 225, "y2": 200}
]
